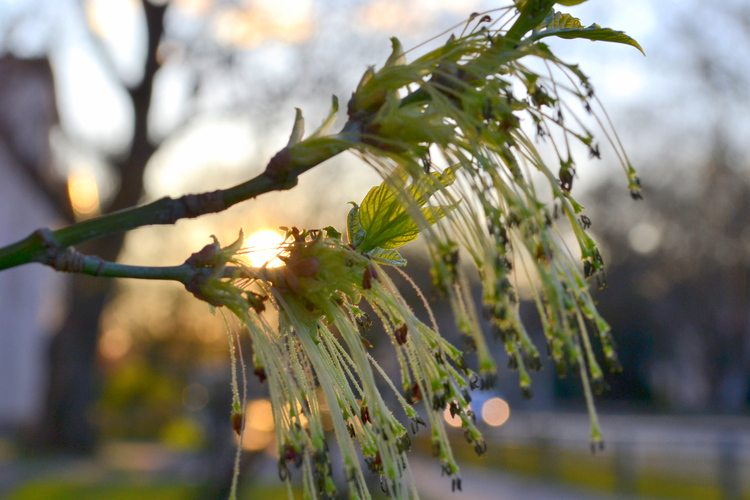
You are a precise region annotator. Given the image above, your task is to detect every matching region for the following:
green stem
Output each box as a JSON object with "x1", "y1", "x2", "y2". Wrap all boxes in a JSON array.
[
  {"x1": 40, "y1": 245, "x2": 247, "y2": 284},
  {"x1": 77, "y1": 259, "x2": 197, "y2": 282}
]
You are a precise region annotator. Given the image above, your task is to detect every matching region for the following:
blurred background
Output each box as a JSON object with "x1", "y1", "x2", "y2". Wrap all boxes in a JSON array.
[{"x1": 0, "y1": 0, "x2": 749, "y2": 499}]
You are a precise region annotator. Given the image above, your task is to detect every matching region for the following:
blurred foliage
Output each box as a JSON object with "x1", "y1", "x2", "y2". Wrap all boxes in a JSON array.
[{"x1": 97, "y1": 283, "x2": 230, "y2": 444}]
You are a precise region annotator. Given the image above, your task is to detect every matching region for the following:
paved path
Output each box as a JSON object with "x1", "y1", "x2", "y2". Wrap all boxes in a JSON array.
[{"x1": 410, "y1": 457, "x2": 652, "y2": 500}]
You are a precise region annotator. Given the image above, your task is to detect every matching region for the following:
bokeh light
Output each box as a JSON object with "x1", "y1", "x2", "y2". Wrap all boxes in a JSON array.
[
  {"x1": 241, "y1": 398, "x2": 275, "y2": 451},
  {"x1": 98, "y1": 325, "x2": 132, "y2": 360},
  {"x1": 85, "y1": 0, "x2": 138, "y2": 39},
  {"x1": 443, "y1": 407, "x2": 463, "y2": 428},
  {"x1": 67, "y1": 170, "x2": 101, "y2": 218},
  {"x1": 481, "y1": 397, "x2": 510, "y2": 427},
  {"x1": 628, "y1": 222, "x2": 662, "y2": 255},
  {"x1": 182, "y1": 383, "x2": 209, "y2": 412},
  {"x1": 213, "y1": 0, "x2": 313, "y2": 48}
]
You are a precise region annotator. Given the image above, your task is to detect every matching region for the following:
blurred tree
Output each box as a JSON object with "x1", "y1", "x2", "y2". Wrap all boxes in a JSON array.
[
  {"x1": 37, "y1": 0, "x2": 167, "y2": 453},
  {"x1": 586, "y1": 141, "x2": 750, "y2": 411},
  {"x1": 579, "y1": 0, "x2": 750, "y2": 411}
]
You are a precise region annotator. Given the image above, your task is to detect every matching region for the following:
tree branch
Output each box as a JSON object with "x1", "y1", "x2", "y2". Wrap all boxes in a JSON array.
[
  {"x1": 0, "y1": 124, "x2": 360, "y2": 272},
  {"x1": 108, "y1": 0, "x2": 167, "y2": 213},
  {"x1": 14, "y1": 227, "x2": 263, "y2": 287}
]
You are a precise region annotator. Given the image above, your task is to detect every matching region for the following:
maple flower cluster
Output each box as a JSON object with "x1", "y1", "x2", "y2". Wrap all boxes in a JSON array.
[{"x1": 189, "y1": 2, "x2": 643, "y2": 499}]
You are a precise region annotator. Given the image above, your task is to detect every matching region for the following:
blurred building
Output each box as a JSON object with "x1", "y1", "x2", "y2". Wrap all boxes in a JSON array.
[{"x1": 0, "y1": 56, "x2": 66, "y2": 432}]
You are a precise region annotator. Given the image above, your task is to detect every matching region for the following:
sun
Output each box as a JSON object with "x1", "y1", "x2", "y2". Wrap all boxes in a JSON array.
[{"x1": 242, "y1": 230, "x2": 286, "y2": 268}]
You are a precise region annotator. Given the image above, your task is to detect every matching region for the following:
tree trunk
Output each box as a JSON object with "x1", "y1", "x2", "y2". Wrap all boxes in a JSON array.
[{"x1": 35, "y1": 0, "x2": 166, "y2": 453}]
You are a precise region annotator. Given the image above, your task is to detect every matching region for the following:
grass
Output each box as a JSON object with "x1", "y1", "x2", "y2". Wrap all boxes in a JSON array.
[
  {"x1": 6, "y1": 477, "x2": 299, "y2": 500},
  {"x1": 6, "y1": 480, "x2": 194, "y2": 500}
]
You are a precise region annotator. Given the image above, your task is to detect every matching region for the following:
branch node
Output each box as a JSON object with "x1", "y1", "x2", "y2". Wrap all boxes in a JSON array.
[
  {"x1": 95, "y1": 259, "x2": 106, "y2": 276},
  {"x1": 32, "y1": 228, "x2": 57, "y2": 249},
  {"x1": 264, "y1": 147, "x2": 293, "y2": 182},
  {"x1": 51, "y1": 247, "x2": 86, "y2": 273}
]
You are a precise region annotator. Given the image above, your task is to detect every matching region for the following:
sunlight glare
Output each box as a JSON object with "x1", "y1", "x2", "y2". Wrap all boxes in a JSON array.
[{"x1": 243, "y1": 230, "x2": 285, "y2": 268}]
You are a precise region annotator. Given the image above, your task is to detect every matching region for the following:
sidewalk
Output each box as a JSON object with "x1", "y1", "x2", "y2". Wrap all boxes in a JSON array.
[{"x1": 410, "y1": 457, "x2": 653, "y2": 500}]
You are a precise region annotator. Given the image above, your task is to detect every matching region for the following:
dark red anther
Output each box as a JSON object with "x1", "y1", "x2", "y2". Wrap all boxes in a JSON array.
[
  {"x1": 410, "y1": 382, "x2": 422, "y2": 403},
  {"x1": 361, "y1": 404, "x2": 371, "y2": 424},
  {"x1": 231, "y1": 411, "x2": 243, "y2": 436},
  {"x1": 394, "y1": 324, "x2": 408, "y2": 345},
  {"x1": 362, "y1": 264, "x2": 378, "y2": 289},
  {"x1": 254, "y1": 366, "x2": 267, "y2": 383},
  {"x1": 282, "y1": 443, "x2": 302, "y2": 468},
  {"x1": 246, "y1": 292, "x2": 267, "y2": 314}
]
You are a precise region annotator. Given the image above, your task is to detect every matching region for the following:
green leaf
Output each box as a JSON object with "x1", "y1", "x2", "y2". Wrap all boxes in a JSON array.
[
  {"x1": 323, "y1": 226, "x2": 341, "y2": 240},
  {"x1": 348, "y1": 167, "x2": 458, "y2": 257},
  {"x1": 346, "y1": 203, "x2": 366, "y2": 248},
  {"x1": 408, "y1": 164, "x2": 459, "y2": 206},
  {"x1": 310, "y1": 95, "x2": 339, "y2": 138},
  {"x1": 367, "y1": 247, "x2": 408, "y2": 267},
  {"x1": 556, "y1": 0, "x2": 588, "y2": 5},
  {"x1": 358, "y1": 178, "x2": 418, "y2": 251},
  {"x1": 535, "y1": 12, "x2": 645, "y2": 55},
  {"x1": 544, "y1": 11, "x2": 583, "y2": 29},
  {"x1": 507, "y1": 0, "x2": 557, "y2": 41},
  {"x1": 287, "y1": 108, "x2": 305, "y2": 146}
]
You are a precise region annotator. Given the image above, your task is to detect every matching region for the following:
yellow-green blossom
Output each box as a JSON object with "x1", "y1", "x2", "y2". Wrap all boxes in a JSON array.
[{"x1": 191, "y1": 2, "x2": 642, "y2": 498}]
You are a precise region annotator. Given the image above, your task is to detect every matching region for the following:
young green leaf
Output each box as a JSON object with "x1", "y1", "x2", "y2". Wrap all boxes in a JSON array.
[
  {"x1": 323, "y1": 226, "x2": 342, "y2": 240},
  {"x1": 346, "y1": 203, "x2": 366, "y2": 249},
  {"x1": 347, "y1": 167, "x2": 457, "y2": 261},
  {"x1": 535, "y1": 12, "x2": 645, "y2": 55},
  {"x1": 384, "y1": 37, "x2": 407, "y2": 68},
  {"x1": 367, "y1": 246, "x2": 407, "y2": 267},
  {"x1": 556, "y1": 0, "x2": 588, "y2": 5},
  {"x1": 287, "y1": 108, "x2": 305, "y2": 147},
  {"x1": 310, "y1": 95, "x2": 339, "y2": 138}
]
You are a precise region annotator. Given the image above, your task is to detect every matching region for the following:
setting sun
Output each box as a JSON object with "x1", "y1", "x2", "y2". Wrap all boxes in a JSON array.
[{"x1": 242, "y1": 230, "x2": 285, "y2": 268}]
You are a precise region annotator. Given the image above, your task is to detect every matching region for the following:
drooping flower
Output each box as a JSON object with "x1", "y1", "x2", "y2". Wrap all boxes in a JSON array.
[
  {"x1": 196, "y1": 224, "x2": 481, "y2": 498},
  {"x1": 191, "y1": 3, "x2": 643, "y2": 498}
]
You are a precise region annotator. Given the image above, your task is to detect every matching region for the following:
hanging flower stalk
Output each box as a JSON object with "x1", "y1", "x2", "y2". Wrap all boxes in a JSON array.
[{"x1": 186, "y1": 2, "x2": 644, "y2": 498}]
